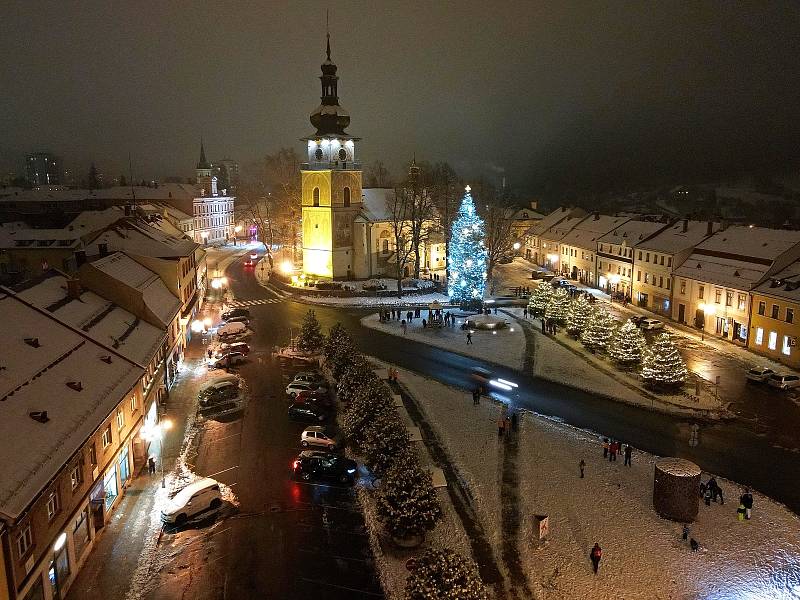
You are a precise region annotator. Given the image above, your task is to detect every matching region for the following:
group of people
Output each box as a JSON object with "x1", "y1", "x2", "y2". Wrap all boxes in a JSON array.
[
  {"x1": 601, "y1": 438, "x2": 633, "y2": 466},
  {"x1": 541, "y1": 318, "x2": 559, "y2": 335},
  {"x1": 497, "y1": 411, "x2": 518, "y2": 439},
  {"x1": 700, "y1": 477, "x2": 724, "y2": 506}
]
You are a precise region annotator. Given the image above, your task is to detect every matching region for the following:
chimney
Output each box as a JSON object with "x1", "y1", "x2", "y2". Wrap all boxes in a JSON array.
[
  {"x1": 98, "y1": 242, "x2": 108, "y2": 257},
  {"x1": 706, "y1": 221, "x2": 713, "y2": 236},
  {"x1": 74, "y1": 250, "x2": 87, "y2": 268},
  {"x1": 682, "y1": 219, "x2": 688, "y2": 233},
  {"x1": 67, "y1": 278, "x2": 81, "y2": 300}
]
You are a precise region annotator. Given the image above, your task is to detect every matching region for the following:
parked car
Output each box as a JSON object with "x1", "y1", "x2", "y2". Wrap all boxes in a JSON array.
[
  {"x1": 291, "y1": 450, "x2": 357, "y2": 485},
  {"x1": 221, "y1": 308, "x2": 250, "y2": 321},
  {"x1": 216, "y1": 342, "x2": 250, "y2": 357},
  {"x1": 767, "y1": 374, "x2": 800, "y2": 390},
  {"x1": 746, "y1": 366, "x2": 775, "y2": 383},
  {"x1": 363, "y1": 279, "x2": 387, "y2": 291},
  {"x1": 288, "y1": 403, "x2": 327, "y2": 423},
  {"x1": 294, "y1": 389, "x2": 333, "y2": 408},
  {"x1": 161, "y1": 478, "x2": 223, "y2": 524},
  {"x1": 243, "y1": 258, "x2": 255, "y2": 267},
  {"x1": 198, "y1": 379, "x2": 240, "y2": 406},
  {"x1": 497, "y1": 255, "x2": 514, "y2": 264},
  {"x1": 551, "y1": 278, "x2": 570, "y2": 288},
  {"x1": 301, "y1": 426, "x2": 338, "y2": 450},
  {"x1": 217, "y1": 321, "x2": 247, "y2": 340},
  {"x1": 315, "y1": 281, "x2": 343, "y2": 290},
  {"x1": 286, "y1": 380, "x2": 328, "y2": 398},
  {"x1": 628, "y1": 316, "x2": 645, "y2": 326},
  {"x1": 211, "y1": 351, "x2": 246, "y2": 369},
  {"x1": 293, "y1": 371, "x2": 325, "y2": 385},
  {"x1": 638, "y1": 318, "x2": 665, "y2": 330},
  {"x1": 223, "y1": 316, "x2": 251, "y2": 327},
  {"x1": 250, "y1": 252, "x2": 259, "y2": 261}
]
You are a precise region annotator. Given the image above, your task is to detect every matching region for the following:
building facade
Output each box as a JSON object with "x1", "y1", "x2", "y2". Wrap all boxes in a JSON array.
[
  {"x1": 559, "y1": 214, "x2": 630, "y2": 286},
  {"x1": 749, "y1": 264, "x2": 800, "y2": 368},
  {"x1": 596, "y1": 221, "x2": 667, "y2": 299}
]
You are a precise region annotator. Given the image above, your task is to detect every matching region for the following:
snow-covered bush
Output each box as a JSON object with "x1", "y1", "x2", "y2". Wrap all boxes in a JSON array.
[
  {"x1": 405, "y1": 548, "x2": 489, "y2": 600},
  {"x1": 361, "y1": 408, "x2": 412, "y2": 475},
  {"x1": 580, "y1": 308, "x2": 616, "y2": 352},
  {"x1": 337, "y1": 356, "x2": 376, "y2": 405},
  {"x1": 341, "y1": 378, "x2": 393, "y2": 449},
  {"x1": 545, "y1": 288, "x2": 570, "y2": 325},
  {"x1": 566, "y1": 293, "x2": 593, "y2": 335},
  {"x1": 414, "y1": 279, "x2": 435, "y2": 290},
  {"x1": 608, "y1": 319, "x2": 647, "y2": 367},
  {"x1": 377, "y1": 452, "x2": 442, "y2": 541},
  {"x1": 528, "y1": 283, "x2": 553, "y2": 317},
  {"x1": 295, "y1": 310, "x2": 324, "y2": 352},
  {"x1": 323, "y1": 322, "x2": 349, "y2": 361}
]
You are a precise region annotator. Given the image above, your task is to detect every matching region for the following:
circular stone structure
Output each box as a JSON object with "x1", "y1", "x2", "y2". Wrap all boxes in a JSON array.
[
  {"x1": 465, "y1": 314, "x2": 509, "y2": 330},
  {"x1": 653, "y1": 457, "x2": 701, "y2": 522}
]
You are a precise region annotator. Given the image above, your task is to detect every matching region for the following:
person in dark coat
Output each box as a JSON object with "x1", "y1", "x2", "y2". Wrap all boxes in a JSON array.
[
  {"x1": 602, "y1": 438, "x2": 609, "y2": 458},
  {"x1": 740, "y1": 489, "x2": 754, "y2": 519},
  {"x1": 579, "y1": 459, "x2": 586, "y2": 478},
  {"x1": 708, "y1": 478, "x2": 720, "y2": 503},
  {"x1": 466, "y1": 331, "x2": 473, "y2": 344},
  {"x1": 510, "y1": 412, "x2": 518, "y2": 432},
  {"x1": 609, "y1": 440, "x2": 618, "y2": 461},
  {"x1": 148, "y1": 456, "x2": 156, "y2": 475},
  {"x1": 624, "y1": 444, "x2": 632, "y2": 467},
  {"x1": 541, "y1": 318, "x2": 547, "y2": 333},
  {"x1": 590, "y1": 543, "x2": 602, "y2": 574},
  {"x1": 472, "y1": 387, "x2": 480, "y2": 406}
]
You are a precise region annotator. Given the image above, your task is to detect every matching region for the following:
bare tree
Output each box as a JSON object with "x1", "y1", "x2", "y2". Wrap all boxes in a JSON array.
[
  {"x1": 389, "y1": 186, "x2": 417, "y2": 297},
  {"x1": 401, "y1": 160, "x2": 437, "y2": 279},
  {"x1": 474, "y1": 181, "x2": 516, "y2": 294},
  {"x1": 427, "y1": 162, "x2": 460, "y2": 277},
  {"x1": 365, "y1": 160, "x2": 393, "y2": 188}
]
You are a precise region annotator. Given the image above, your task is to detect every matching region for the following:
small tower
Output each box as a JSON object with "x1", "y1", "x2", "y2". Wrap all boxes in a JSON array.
[
  {"x1": 196, "y1": 138, "x2": 213, "y2": 197},
  {"x1": 300, "y1": 26, "x2": 362, "y2": 280}
]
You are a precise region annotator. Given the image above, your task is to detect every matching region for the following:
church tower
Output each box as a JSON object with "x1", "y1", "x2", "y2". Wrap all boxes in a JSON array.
[
  {"x1": 196, "y1": 138, "x2": 214, "y2": 197},
  {"x1": 300, "y1": 29, "x2": 362, "y2": 280}
]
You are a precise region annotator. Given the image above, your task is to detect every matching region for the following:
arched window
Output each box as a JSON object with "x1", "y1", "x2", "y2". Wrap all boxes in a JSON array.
[
  {"x1": 343, "y1": 187, "x2": 351, "y2": 207},
  {"x1": 313, "y1": 187, "x2": 320, "y2": 207}
]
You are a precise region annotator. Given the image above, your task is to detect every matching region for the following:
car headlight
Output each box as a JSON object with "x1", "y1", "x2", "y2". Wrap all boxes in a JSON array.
[{"x1": 347, "y1": 468, "x2": 356, "y2": 474}]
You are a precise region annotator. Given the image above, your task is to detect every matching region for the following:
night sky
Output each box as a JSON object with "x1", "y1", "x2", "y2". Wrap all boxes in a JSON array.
[{"x1": 2, "y1": 1, "x2": 799, "y2": 193}]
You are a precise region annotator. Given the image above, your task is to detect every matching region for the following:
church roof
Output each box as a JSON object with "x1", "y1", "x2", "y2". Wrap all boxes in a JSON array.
[
  {"x1": 197, "y1": 139, "x2": 210, "y2": 170},
  {"x1": 357, "y1": 188, "x2": 395, "y2": 222}
]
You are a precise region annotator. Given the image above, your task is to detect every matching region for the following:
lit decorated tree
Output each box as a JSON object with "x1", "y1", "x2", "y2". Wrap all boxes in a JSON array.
[
  {"x1": 377, "y1": 452, "x2": 442, "y2": 542},
  {"x1": 527, "y1": 282, "x2": 553, "y2": 317},
  {"x1": 608, "y1": 319, "x2": 647, "y2": 367},
  {"x1": 566, "y1": 293, "x2": 593, "y2": 336},
  {"x1": 641, "y1": 333, "x2": 687, "y2": 388},
  {"x1": 544, "y1": 288, "x2": 570, "y2": 325},
  {"x1": 296, "y1": 310, "x2": 324, "y2": 352},
  {"x1": 580, "y1": 308, "x2": 616, "y2": 352},
  {"x1": 406, "y1": 548, "x2": 489, "y2": 600},
  {"x1": 448, "y1": 186, "x2": 488, "y2": 307}
]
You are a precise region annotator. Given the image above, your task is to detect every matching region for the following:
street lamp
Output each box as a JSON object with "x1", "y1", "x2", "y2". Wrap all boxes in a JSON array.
[
  {"x1": 142, "y1": 419, "x2": 173, "y2": 488},
  {"x1": 234, "y1": 225, "x2": 242, "y2": 246}
]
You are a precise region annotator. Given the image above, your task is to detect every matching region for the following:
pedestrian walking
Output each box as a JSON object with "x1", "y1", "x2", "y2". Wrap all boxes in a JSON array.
[
  {"x1": 497, "y1": 417, "x2": 505, "y2": 438},
  {"x1": 415, "y1": 308, "x2": 420, "y2": 318},
  {"x1": 422, "y1": 318, "x2": 427, "y2": 328},
  {"x1": 624, "y1": 444, "x2": 632, "y2": 467},
  {"x1": 737, "y1": 503, "x2": 746, "y2": 521},
  {"x1": 466, "y1": 331, "x2": 473, "y2": 344},
  {"x1": 579, "y1": 459, "x2": 586, "y2": 478},
  {"x1": 690, "y1": 538, "x2": 699, "y2": 552},
  {"x1": 708, "y1": 477, "x2": 720, "y2": 503},
  {"x1": 590, "y1": 543, "x2": 602, "y2": 574},
  {"x1": 401, "y1": 319, "x2": 407, "y2": 335},
  {"x1": 602, "y1": 438, "x2": 609, "y2": 458},
  {"x1": 472, "y1": 387, "x2": 480, "y2": 405},
  {"x1": 510, "y1": 412, "x2": 518, "y2": 432},
  {"x1": 207, "y1": 348, "x2": 213, "y2": 359},
  {"x1": 148, "y1": 456, "x2": 156, "y2": 475},
  {"x1": 504, "y1": 416, "x2": 512, "y2": 438},
  {"x1": 704, "y1": 484, "x2": 712, "y2": 506},
  {"x1": 609, "y1": 440, "x2": 618, "y2": 462},
  {"x1": 740, "y1": 489, "x2": 753, "y2": 519},
  {"x1": 682, "y1": 524, "x2": 690, "y2": 541},
  {"x1": 523, "y1": 307, "x2": 528, "y2": 319},
  {"x1": 541, "y1": 318, "x2": 547, "y2": 333}
]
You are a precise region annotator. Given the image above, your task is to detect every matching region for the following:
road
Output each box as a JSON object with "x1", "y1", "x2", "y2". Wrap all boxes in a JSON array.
[{"x1": 225, "y1": 253, "x2": 800, "y2": 515}]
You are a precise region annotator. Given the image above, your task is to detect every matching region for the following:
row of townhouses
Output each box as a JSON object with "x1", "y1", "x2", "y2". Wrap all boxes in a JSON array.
[
  {"x1": 523, "y1": 208, "x2": 800, "y2": 370},
  {"x1": 0, "y1": 206, "x2": 208, "y2": 599}
]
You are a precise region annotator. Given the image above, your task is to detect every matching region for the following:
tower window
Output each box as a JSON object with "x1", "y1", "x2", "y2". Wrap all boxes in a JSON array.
[
  {"x1": 313, "y1": 187, "x2": 320, "y2": 207},
  {"x1": 343, "y1": 187, "x2": 351, "y2": 207}
]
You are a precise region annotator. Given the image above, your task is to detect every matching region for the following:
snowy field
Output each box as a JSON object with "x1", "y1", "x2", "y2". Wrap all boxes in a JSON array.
[
  {"x1": 390, "y1": 366, "x2": 800, "y2": 599},
  {"x1": 298, "y1": 291, "x2": 451, "y2": 307},
  {"x1": 362, "y1": 312, "x2": 526, "y2": 369}
]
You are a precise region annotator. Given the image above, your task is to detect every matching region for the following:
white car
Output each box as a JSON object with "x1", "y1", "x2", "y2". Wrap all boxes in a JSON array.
[
  {"x1": 293, "y1": 371, "x2": 325, "y2": 385},
  {"x1": 211, "y1": 351, "x2": 246, "y2": 369},
  {"x1": 286, "y1": 381, "x2": 328, "y2": 398},
  {"x1": 767, "y1": 374, "x2": 800, "y2": 390},
  {"x1": 746, "y1": 366, "x2": 775, "y2": 383},
  {"x1": 301, "y1": 426, "x2": 338, "y2": 450},
  {"x1": 639, "y1": 318, "x2": 665, "y2": 330},
  {"x1": 161, "y1": 478, "x2": 223, "y2": 525}
]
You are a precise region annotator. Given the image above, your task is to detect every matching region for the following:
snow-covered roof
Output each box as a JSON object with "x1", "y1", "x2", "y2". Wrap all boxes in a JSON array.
[
  {"x1": 695, "y1": 226, "x2": 800, "y2": 261},
  {"x1": 92, "y1": 219, "x2": 198, "y2": 258},
  {"x1": 753, "y1": 260, "x2": 800, "y2": 302},
  {"x1": 88, "y1": 252, "x2": 180, "y2": 328},
  {"x1": 0, "y1": 291, "x2": 143, "y2": 520},
  {"x1": 0, "y1": 208, "x2": 124, "y2": 249},
  {"x1": 528, "y1": 207, "x2": 581, "y2": 237},
  {"x1": 597, "y1": 221, "x2": 668, "y2": 247},
  {"x1": 0, "y1": 184, "x2": 198, "y2": 204},
  {"x1": 635, "y1": 220, "x2": 721, "y2": 254},
  {"x1": 359, "y1": 188, "x2": 395, "y2": 222},
  {"x1": 508, "y1": 207, "x2": 544, "y2": 221},
  {"x1": 539, "y1": 216, "x2": 585, "y2": 243},
  {"x1": 561, "y1": 215, "x2": 631, "y2": 250},
  {"x1": 14, "y1": 270, "x2": 164, "y2": 367},
  {"x1": 674, "y1": 255, "x2": 775, "y2": 290}
]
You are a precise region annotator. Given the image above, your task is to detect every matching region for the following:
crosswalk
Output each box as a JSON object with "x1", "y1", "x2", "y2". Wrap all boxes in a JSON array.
[{"x1": 227, "y1": 298, "x2": 284, "y2": 307}]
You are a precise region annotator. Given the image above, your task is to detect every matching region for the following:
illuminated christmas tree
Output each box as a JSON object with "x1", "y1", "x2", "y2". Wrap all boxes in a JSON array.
[
  {"x1": 545, "y1": 288, "x2": 570, "y2": 325},
  {"x1": 641, "y1": 333, "x2": 687, "y2": 388},
  {"x1": 608, "y1": 319, "x2": 647, "y2": 367},
  {"x1": 527, "y1": 282, "x2": 553, "y2": 317},
  {"x1": 566, "y1": 293, "x2": 593, "y2": 335},
  {"x1": 448, "y1": 186, "x2": 488, "y2": 306},
  {"x1": 580, "y1": 308, "x2": 616, "y2": 352}
]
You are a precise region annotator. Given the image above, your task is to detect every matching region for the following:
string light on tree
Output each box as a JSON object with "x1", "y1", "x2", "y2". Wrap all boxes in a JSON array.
[
  {"x1": 545, "y1": 288, "x2": 570, "y2": 325},
  {"x1": 448, "y1": 185, "x2": 488, "y2": 305},
  {"x1": 527, "y1": 283, "x2": 553, "y2": 317},
  {"x1": 580, "y1": 308, "x2": 616, "y2": 352},
  {"x1": 608, "y1": 319, "x2": 647, "y2": 367},
  {"x1": 641, "y1": 332, "x2": 688, "y2": 388},
  {"x1": 566, "y1": 293, "x2": 593, "y2": 335}
]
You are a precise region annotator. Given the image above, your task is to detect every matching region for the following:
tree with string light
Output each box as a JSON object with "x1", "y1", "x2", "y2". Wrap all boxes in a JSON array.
[
  {"x1": 528, "y1": 283, "x2": 553, "y2": 318},
  {"x1": 566, "y1": 293, "x2": 593, "y2": 336},
  {"x1": 545, "y1": 288, "x2": 570, "y2": 325},
  {"x1": 608, "y1": 319, "x2": 647, "y2": 368},
  {"x1": 580, "y1": 308, "x2": 616, "y2": 352},
  {"x1": 641, "y1": 333, "x2": 687, "y2": 388},
  {"x1": 448, "y1": 186, "x2": 488, "y2": 308}
]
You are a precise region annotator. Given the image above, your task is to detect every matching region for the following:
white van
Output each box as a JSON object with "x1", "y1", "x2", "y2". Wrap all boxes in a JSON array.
[
  {"x1": 217, "y1": 321, "x2": 246, "y2": 339},
  {"x1": 161, "y1": 478, "x2": 223, "y2": 524}
]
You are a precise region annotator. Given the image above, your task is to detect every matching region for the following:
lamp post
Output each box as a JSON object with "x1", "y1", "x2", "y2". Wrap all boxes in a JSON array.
[{"x1": 234, "y1": 225, "x2": 242, "y2": 246}]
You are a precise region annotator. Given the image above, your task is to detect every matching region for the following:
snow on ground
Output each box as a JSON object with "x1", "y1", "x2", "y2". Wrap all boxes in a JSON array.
[
  {"x1": 389, "y1": 365, "x2": 800, "y2": 599},
  {"x1": 298, "y1": 291, "x2": 451, "y2": 307},
  {"x1": 362, "y1": 312, "x2": 526, "y2": 370},
  {"x1": 516, "y1": 412, "x2": 800, "y2": 600}
]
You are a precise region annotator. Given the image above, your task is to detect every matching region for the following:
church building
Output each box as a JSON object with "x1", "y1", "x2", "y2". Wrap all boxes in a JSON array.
[{"x1": 300, "y1": 35, "x2": 445, "y2": 280}]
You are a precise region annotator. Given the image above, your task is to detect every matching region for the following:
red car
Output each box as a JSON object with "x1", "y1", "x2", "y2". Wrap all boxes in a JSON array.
[{"x1": 294, "y1": 390, "x2": 333, "y2": 408}]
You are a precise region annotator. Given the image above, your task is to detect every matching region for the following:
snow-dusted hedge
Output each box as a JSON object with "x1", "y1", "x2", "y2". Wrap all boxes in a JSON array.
[
  {"x1": 405, "y1": 548, "x2": 488, "y2": 600},
  {"x1": 376, "y1": 452, "x2": 442, "y2": 541}
]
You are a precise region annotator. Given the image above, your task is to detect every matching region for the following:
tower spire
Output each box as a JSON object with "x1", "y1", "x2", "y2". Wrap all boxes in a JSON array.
[
  {"x1": 197, "y1": 137, "x2": 210, "y2": 169},
  {"x1": 326, "y1": 10, "x2": 331, "y2": 61}
]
